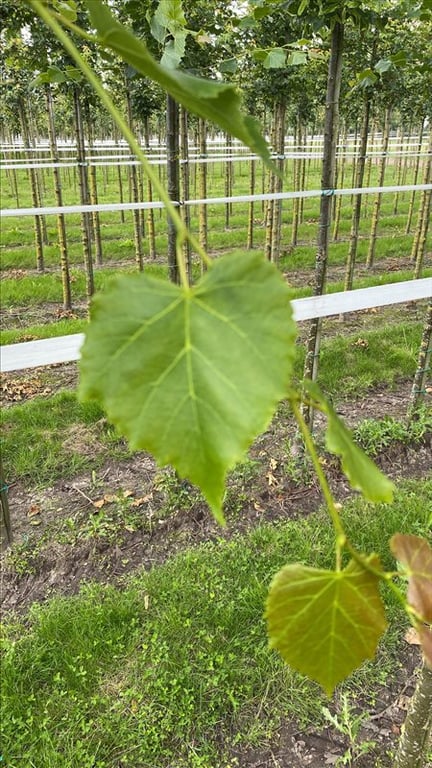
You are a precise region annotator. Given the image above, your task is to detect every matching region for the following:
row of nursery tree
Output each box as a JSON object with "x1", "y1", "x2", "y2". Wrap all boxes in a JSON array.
[{"x1": 1, "y1": 0, "x2": 431, "y2": 309}]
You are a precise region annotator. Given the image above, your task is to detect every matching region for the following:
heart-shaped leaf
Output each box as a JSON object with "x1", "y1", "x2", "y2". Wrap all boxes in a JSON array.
[
  {"x1": 79, "y1": 252, "x2": 296, "y2": 522},
  {"x1": 304, "y1": 381, "x2": 394, "y2": 503},
  {"x1": 266, "y1": 557, "x2": 387, "y2": 695}
]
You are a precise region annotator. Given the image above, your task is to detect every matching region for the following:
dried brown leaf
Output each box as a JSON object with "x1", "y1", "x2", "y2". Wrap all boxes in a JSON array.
[{"x1": 390, "y1": 534, "x2": 432, "y2": 622}]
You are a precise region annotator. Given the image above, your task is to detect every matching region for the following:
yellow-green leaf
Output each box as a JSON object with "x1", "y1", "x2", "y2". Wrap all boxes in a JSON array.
[{"x1": 266, "y1": 557, "x2": 387, "y2": 695}]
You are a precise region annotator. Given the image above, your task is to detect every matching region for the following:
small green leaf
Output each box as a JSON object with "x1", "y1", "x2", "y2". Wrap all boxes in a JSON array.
[
  {"x1": 304, "y1": 381, "x2": 394, "y2": 503},
  {"x1": 53, "y1": 0, "x2": 77, "y2": 21},
  {"x1": 374, "y1": 58, "x2": 392, "y2": 74},
  {"x1": 79, "y1": 252, "x2": 297, "y2": 522},
  {"x1": 287, "y1": 50, "x2": 308, "y2": 66},
  {"x1": 85, "y1": 2, "x2": 274, "y2": 170},
  {"x1": 219, "y1": 58, "x2": 238, "y2": 75},
  {"x1": 356, "y1": 68, "x2": 378, "y2": 87},
  {"x1": 264, "y1": 48, "x2": 287, "y2": 69},
  {"x1": 266, "y1": 557, "x2": 387, "y2": 695},
  {"x1": 160, "y1": 32, "x2": 187, "y2": 70}
]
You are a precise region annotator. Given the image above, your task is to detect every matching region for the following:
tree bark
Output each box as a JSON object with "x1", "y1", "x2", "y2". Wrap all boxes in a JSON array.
[
  {"x1": 225, "y1": 132, "x2": 233, "y2": 228},
  {"x1": 46, "y1": 84, "x2": 72, "y2": 310},
  {"x1": 394, "y1": 662, "x2": 432, "y2": 768},
  {"x1": 410, "y1": 130, "x2": 432, "y2": 268},
  {"x1": 366, "y1": 106, "x2": 391, "y2": 269},
  {"x1": 392, "y1": 124, "x2": 404, "y2": 215},
  {"x1": 18, "y1": 97, "x2": 44, "y2": 272},
  {"x1": 271, "y1": 101, "x2": 286, "y2": 263},
  {"x1": 408, "y1": 299, "x2": 432, "y2": 418},
  {"x1": 332, "y1": 122, "x2": 347, "y2": 241},
  {"x1": 144, "y1": 118, "x2": 156, "y2": 259},
  {"x1": 0, "y1": 458, "x2": 12, "y2": 550},
  {"x1": 73, "y1": 85, "x2": 94, "y2": 299},
  {"x1": 344, "y1": 93, "x2": 371, "y2": 293},
  {"x1": 166, "y1": 94, "x2": 180, "y2": 283},
  {"x1": 125, "y1": 81, "x2": 144, "y2": 272},
  {"x1": 406, "y1": 119, "x2": 426, "y2": 234},
  {"x1": 291, "y1": 118, "x2": 300, "y2": 247},
  {"x1": 197, "y1": 117, "x2": 208, "y2": 263},
  {"x1": 302, "y1": 21, "x2": 344, "y2": 428},
  {"x1": 180, "y1": 106, "x2": 192, "y2": 282},
  {"x1": 84, "y1": 100, "x2": 103, "y2": 266},
  {"x1": 246, "y1": 159, "x2": 256, "y2": 250}
]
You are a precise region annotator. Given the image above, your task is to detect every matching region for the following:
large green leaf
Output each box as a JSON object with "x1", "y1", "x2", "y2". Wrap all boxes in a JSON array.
[
  {"x1": 304, "y1": 381, "x2": 394, "y2": 503},
  {"x1": 266, "y1": 557, "x2": 387, "y2": 695},
  {"x1": 79, "y1": 252, "x2": 296, "y2": 522},
  {"x1": 84, "y1": 2, "x2": 273, "y2": 170}
]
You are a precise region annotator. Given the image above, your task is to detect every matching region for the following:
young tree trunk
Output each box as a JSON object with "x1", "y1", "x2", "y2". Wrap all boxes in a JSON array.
[
  {"x1": 144, "y1": 118, "x2": 156, "y2": 260},
  {"x1": 413, "y1": 187, "x2": 431, "y2": 279},
  {"x1": 117, "y1": 162, "x2": 126, "y2": 223},
  {"x1": 406, "y1": 119, "x2": 427, "y2": 234},
  {"x1": 350, "y1": 120, "x2": 359, "y2": 197},
  {"x1": 166, "y1": 94, "x2": 180, "y2": 284},
  {"x1": 394, "y1": 662, "x2": 432, "y2": 768},
  {"x1": 225, "y1": 132, "x2": 233, "y2": 228},
  {"x1": 366, "y1": 106, "x2": 391, "y2": 269},
  {"x1": 302, "y1": 21, "x2": 344, "y2": 428},
  {"x1": 291, "y1": 119, "x2": 300, "y2": 247},
  {"x1": 197, "y1": 117, "x2": 208, "y2": 261},
  {"x1": 299, "y1": 120, "x2": 307, "y2": 224},
  {"x1": 344, "y1": 93, "x2": 371, "y2": 293},
  {"x1": 265, "y1": 104, "x2": 282, "y2": 261},
  {"x1": 46, "y1": 84, "x2": 72, "y2": 311},
  {"x1": 0, "y1": 458, "x2": 12, "y2": 549},
  {"x1": 410, "y1": 130, "x2": 432, "y2": 267},
  {"x1": 362, "y1": 117, "x2": 376, "y2": 219},
  {"x1": 408, "y1": 299, "x2": 432, "y2": 418},
  {"x1": 246, "y1": 159, "x2": 256, "y2": 250},
  {"x1": 18, "y1": 97, "x2": 44, "y2": 272},
  {"x1": 84, "y1": 100, "x2": 103, "y2": 266},
  {"x1": 402, "y1": 117, "x2": 414, "y2": 186},
  {"x1": 332, "y1": 122, "x2": 347, "y2": 241},
  {"x1": 392, "y1": 124, "x2": 404, "y2": 215},
  {"x1": 180, "y1": 106, "x2": 192, "y2": 282},
  {"x1": 73, "y1": 85, "x2": 94, "y2": 298},
  {"x1": 125, "y1": 81, "x2": 144, "y2": 272},
  {"x1": 271, "y1": 101, "x2": 286, "y2": 263},
  {"x1": 27, "y1": 98, "x2": 49, "y2": 245}
]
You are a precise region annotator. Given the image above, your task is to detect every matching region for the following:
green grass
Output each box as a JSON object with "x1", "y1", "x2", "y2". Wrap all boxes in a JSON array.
[
  {"x1": 1, "y1": 256, "x2": 430, "y2": 312},
  {"x1": 0, "y1": 318, "x2": 88, "y2": 345},
  {"x1": 1, "y1": 479, "x2": 430, "y2": 768},
  {"x1": 316, "y1": 321, "x2": 422, "y2": 397},
  {"x1": 352, "y1": 406, "x2": 432, "y2": 456},
  {"x1": 0, "y1": 263, "x2": 169, "y2": 307},
  {"x1": 1, "y1": 320, "x2": 423, "y2": 486},
  {"x1": 0, "y1": 391, "x2": 129, "y2": 485}
]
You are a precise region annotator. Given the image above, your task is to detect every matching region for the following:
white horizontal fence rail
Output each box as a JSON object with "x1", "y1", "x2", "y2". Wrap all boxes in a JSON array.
[
  {"x1": 2, "y1": 184, "x2": 431, "y2": 219},
  {"x1": 1, "y1": 278, "x2": 431, "y2": 373},
  {"x1": 2, "y1": 150, "x2": 430, "y2": 172}
]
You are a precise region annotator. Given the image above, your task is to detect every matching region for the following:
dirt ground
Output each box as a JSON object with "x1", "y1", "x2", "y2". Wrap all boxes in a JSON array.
[{"x1": 1, "y1": 370, "x2": 431, "y2": 766}]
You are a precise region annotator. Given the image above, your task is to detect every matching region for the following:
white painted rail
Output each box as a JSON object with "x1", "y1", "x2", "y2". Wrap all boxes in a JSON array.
[
  {"x1": 1, "y1": 184, "x2": 431, "y2": 219},
  {"x1": 1, "y1": 278, "x2": 431, "y2": 373}
]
